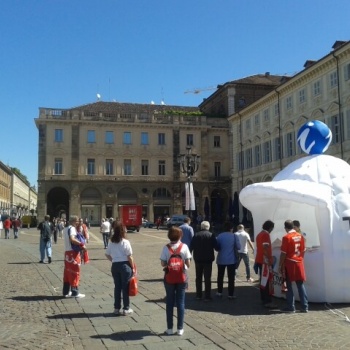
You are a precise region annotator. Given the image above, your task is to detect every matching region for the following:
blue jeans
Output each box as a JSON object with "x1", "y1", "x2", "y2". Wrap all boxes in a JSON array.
[
  {"x1": 111, "y1": 262, "x2": 132, "y2": 310},
  {"x1": 102, "y1": 233, "x2": 110, "y2": 248},
  {"x1": 237, "y1": 253, "x2": 251, "y2": 279},
  {"x1": 164, "y1": 281, "x2": 186, "y2": 330},
  {"x1": 13, "y1": 228, "x2": 19, "y2": 238},
  {"x1": 39, "y1": 238, "x2": 52, "y2": 261},
  {"x1": 286, "y1": 279, "x2": 308, "y2": 311}
]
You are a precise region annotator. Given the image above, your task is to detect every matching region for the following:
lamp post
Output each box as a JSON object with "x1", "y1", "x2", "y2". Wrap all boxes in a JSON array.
[{"x1": 177, "y1": 146, "x2": 201, "y2": 218}]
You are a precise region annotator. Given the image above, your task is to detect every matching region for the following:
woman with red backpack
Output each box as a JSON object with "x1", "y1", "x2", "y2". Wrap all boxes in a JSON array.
[{"x1": 160, "y1": 226, "x2": 191, "y2": 336}]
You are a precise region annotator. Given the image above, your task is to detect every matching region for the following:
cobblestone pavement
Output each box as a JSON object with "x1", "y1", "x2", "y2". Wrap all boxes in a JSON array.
[{"x1": 0, "y1": 227, "x2": 349, "y2": 349}]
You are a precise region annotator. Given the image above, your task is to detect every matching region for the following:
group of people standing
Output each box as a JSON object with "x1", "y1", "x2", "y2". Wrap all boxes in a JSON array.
[
  {"x1": 36, "y1": 213, "x2": 308, "y2": 337},
  {"x1": 159, "y1": 216, "x2": 308, "y2": 336}
]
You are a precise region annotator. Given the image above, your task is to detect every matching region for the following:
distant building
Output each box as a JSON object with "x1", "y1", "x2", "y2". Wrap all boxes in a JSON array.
[
  {"x1": 228, "y1": 40, "x2": 350, "y2": 226},
  {"x1": 0, "y1": 161, "x2": 12, "y2": 215},
  {"x1": 34, "y1": 102, "x2": 231, "y2": 225}
]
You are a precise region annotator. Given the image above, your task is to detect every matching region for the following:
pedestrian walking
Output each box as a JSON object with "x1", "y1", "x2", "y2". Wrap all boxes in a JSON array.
[
  {"x1": 37, "y1": 215, "x2": 54, "y2": 263},
  {"x1": 279, "y1": 220, "x2": 308, "y2": 313},
  {"x1": 215, "y1": 221, "x2": 241, "y2": 299},
  {"x1": 160, "y1": 226, "x2": 191, "y2": 336},
  {"x1": 12, "y1": 217, "x2": 21, "y2": 239},
  {"x1": 4, "y1": 217, "x2": 11, "y2": 239},
  {"x1": 62, "y1": 215, "x2": 87, "y2": 298},
  {"x1": 235, "y1": 224, "x2": 255, "y2": 282},
  {"x1": 190, "y1": 220, "x2": 217, "y2": 301},
  {"x1": 0, "y1": 219, "x2": 3, "y2": 238},
  {"x1": 105, "y1": 222, "x2": 135, "y2": 316},
  {"x1": 100, "y1": 218, "x2": 111, "y2": 249}
]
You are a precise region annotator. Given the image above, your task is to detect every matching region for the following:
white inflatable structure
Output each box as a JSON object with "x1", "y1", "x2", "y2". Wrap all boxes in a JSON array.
[{"x1": 240, "y1": 154, "x2": 350, "y2": 302}]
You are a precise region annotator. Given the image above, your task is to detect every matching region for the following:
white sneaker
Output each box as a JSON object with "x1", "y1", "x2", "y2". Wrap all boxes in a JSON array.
[
  {"x1": 75, "y1": 293, "x2": 85, "y2": 298},
  {"x1": 165, "y1": 329, "x2": 173, "y2": 335},
  {"x1": 247, "y1": 277, "x2": 254, "y2": 282},
  {"x1": 64, "y1": 292, "x2": 72, "y2": 298},
  {"x1": 122, "y1": 308, "x2": 133, "y2": 316},
  {"x1": 177, "y1": 329, "x2": 184, "y2": 336},
  {"x1": 215, "y1": 292, "x2": 222, "y2": 297}
]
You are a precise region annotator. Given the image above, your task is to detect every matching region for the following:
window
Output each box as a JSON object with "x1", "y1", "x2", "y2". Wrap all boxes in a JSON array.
[
  {"x1": 313, "y1": 81, "x2": 321, "y2": 96},
  {"x1": 214, "y1": 136, "x2": 221, "y2": 148},
  {"x1": 87, "y1": 158, "x2": 95, "y2": 175},
  {"x1": 87, "y1": 130, "x2": 95, "y2": 143},
  {"x1": 274, "y1": 103, "x2": 279, "y2": 117},
  {"x1": 263, "y1": 141, "x2": 271, "y2": 164},
  {"x1": 54, "y1": 158, "x2": 63, "y2": 175},
  {"x1": 344, "y1": 63, "x2": 350, "y2": 81},
  {"x1": 124, "y1": 159, "x2": 131, "y2": 175},
  {"x1": 245, "y1": 148, "x2": 252, "y2": 169},
  {"x1": 123, "y1": 132, "x2": 132, "y2": 145},
  {"x1": 245, "y1": 119, "x2": 251, "y2": 130},
  {"x1": 299, "y1": 89, "x2": 306, "y2": 104},
  {"x1": 55, "y1": 129, "x2": 63, "y2": 142},
  {"x1": 158, "y1": 133, "x2": 165, "y2": 145},
  {"x1": 254, "y1": 145, "x2": 261, "y2": 166},
  {"x1": 237, "y1": 152, "x2": 243, "y2": 171},
  {"x1": 286, "y1": 96, "x2": 293, "y2": 110},
  {"x1": 141, "y1": 160, "x2": 149, "y2": 175},
  {"x1": 263, "y1": 109, "x2": 269, "y2": 122},
  {"x1": 214, "y1": 162, "x2": 221, "y2": 177},
  {"x1": 254, "y1": 114, "x2": 260, "y2": 126},
  {"x1": 330, "y1": 71, "x2": 338, "y2": 88},
  {"x1": 106, "y1": 159, "x2": 114, "y2": 175},
  {"x1": 158, "y1": 160, "x2": 166, "y2": 175},
  {"x1": 330, "y1": 114, "x2": 340, "y2": 144},
  {"x1": 105, "y1": 131, "x2": 114, "y2": 144},
  {"x1": 274, "y1": 137, "x2": 281, "y2": 161},
  {"x1": 141, "y1": 132, "x2": 149, "y2": 145},
  {"x1": 285, "y1": 132, "x2": 295, "y2": 157},
  {"x1": 186, "y1": 134, "x2": 194, "y2": 146}
]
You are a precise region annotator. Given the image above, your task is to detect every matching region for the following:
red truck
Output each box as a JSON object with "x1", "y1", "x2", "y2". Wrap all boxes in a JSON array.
[{"x1": 119, "y1": 205, "x2": 142, "y2": 232}]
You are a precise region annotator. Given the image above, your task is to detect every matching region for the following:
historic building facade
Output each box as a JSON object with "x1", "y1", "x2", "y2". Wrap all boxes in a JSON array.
[
  {"x1": 35, "y1": 102, "x2": 231, "y2": 225},
  {"x1": 0, "y1": 161, "x2": 12, "y2": 214},
  {"x1": 228, "y1": 40, "x2": 350, "y2": 224}
]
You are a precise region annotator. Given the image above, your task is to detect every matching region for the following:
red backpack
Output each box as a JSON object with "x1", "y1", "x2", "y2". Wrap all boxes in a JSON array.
[{"x1": 165, "y1": 243, "x2": 186, "y2": 284}]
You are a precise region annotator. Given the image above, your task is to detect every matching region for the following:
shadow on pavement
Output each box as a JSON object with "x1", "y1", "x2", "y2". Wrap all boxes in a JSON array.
[
  {"x1": 11, "y1": 295, "x2": 65, "y2": 301},
  {"x1": 91, "y1": 329, "x2": 154, "y2": 341},
  {"x1": 48, "y1": 312, "x2": 116, "y2": 319}
]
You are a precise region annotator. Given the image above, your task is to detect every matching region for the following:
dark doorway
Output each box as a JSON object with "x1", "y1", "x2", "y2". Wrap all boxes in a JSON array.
[{"x1": 47, "y1": 187, "x2": 69, "y2": 220}]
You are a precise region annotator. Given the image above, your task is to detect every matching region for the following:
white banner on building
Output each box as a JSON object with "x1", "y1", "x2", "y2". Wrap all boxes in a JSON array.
[{"x1": 185, "y1": 182, "x2": 195, "y2": 211}]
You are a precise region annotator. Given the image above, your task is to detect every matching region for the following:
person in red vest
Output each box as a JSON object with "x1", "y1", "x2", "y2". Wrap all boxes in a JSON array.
[{"x1": 4, "y1": 217, "x2": 11, "y2": 239}]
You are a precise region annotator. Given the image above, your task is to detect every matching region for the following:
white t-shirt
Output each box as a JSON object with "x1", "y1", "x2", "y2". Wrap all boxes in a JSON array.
[
  {"x1": 160, "y1": 241, "x2": 192, "y2": 266},
  {"x1": 101, "y1": 221, "x2": 111, "y2": 233},
  {"x1": 236, "y1": 230, "x2": 252, "y2": 254},
  {"x1": 106, "y1": 239, "x2": 132, "y2": 262},
  {"x1": 64, "y1": 225, "x2": 77, "y2": 252}
]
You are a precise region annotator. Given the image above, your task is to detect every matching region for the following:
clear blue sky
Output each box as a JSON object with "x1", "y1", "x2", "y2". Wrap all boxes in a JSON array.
[{"x1": 1, "y1": 0, "x2": 349, "y2": 187}]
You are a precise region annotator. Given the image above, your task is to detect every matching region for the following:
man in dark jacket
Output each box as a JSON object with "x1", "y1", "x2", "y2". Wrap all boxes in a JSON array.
[{"x1": 190, "y1": 221, "x2": 217, "y2": 301}]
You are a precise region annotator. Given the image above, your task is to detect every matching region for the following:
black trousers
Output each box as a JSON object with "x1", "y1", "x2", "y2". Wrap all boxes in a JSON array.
[
  {"x1": 257, "y1": 263, "x2": 272, "y2": 304},
  {"x1": 217, "y1": 264, "x2": 236, "y2": 297},
  {"x1": 195, "y1": 262, "x2": 213, "y2": 299}
]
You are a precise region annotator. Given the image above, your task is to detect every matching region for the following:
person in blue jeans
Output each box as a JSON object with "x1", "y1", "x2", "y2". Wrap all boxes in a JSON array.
[
  {"x1": 160, "y1": 226, "x2": 192, "y2": 336},
  {"x1": 37, "y1": 215, "x2": 54, "y2": 264},
  {"x1": 105, "y1": 222, "x2": 135, "y2": 316}
]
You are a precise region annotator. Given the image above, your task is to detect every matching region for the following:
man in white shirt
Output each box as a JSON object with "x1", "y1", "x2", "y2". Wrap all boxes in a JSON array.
[
  {"x1": 235, "y1": 224, "x2": 255, "y2": 282},
  {"x1": 101, "y1": 218, "x2": 111, "y2": 249}
]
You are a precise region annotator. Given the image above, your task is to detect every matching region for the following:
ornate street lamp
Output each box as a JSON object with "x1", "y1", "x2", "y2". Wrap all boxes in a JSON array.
[{"x1": 177, "y1": 146, "x2": 201, "y2": 218}]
